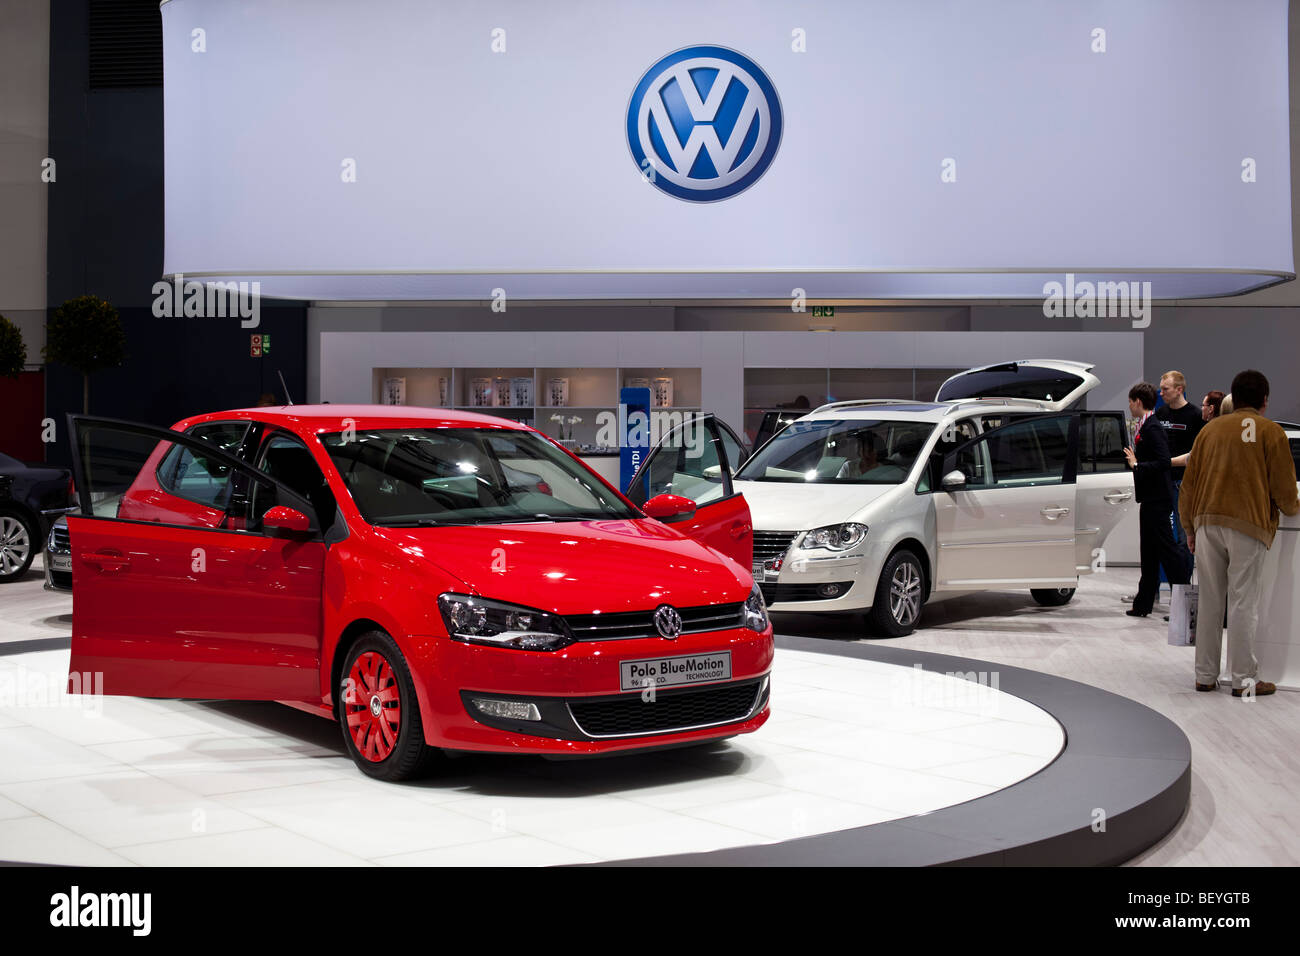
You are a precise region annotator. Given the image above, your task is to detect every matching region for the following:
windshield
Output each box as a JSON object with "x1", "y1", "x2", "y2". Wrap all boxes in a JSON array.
[
  {"x1": 321, "y1": 428, "x2": 640, "y2": 526},
  {"x1": 735, "y1": 419, "x2": 934, "y2": 484}
]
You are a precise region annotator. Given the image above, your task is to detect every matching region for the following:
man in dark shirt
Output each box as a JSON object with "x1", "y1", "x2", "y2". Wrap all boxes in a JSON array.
[
  {"x1": 1156, "y1": 371, "x2": 1204, "y2": 557},
  {"x1": 1124, "y1": 382, "x2": 1192, "y2": 617}
]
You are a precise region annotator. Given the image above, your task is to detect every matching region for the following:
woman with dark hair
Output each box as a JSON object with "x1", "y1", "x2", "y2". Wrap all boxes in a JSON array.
[{"x1": 1202, "y1": 390, "x2": 1225, "y2": 421}]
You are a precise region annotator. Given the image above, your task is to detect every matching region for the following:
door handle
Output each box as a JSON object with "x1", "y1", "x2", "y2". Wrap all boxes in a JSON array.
[
  {"x1": 1103, "y1": 491, "x2": 1133, "y2": 503},
  {"x1": 729, "y1": 520, "x2": 752, "y2": 540},
  {"x1": 81, "y1": 549, "x2": 129, "y2": 572},
  {"x1": 1040, "y1": 507, "x2": 1071, "y2": 519}
]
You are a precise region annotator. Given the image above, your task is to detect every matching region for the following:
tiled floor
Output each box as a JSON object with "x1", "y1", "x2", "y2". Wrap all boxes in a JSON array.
[
  {"x1": 774, "y1": 570, "x2": 1300, "y2": 866},
  {"x1": 0, "y1": 571, "x2": 1062, "y2": 865}
]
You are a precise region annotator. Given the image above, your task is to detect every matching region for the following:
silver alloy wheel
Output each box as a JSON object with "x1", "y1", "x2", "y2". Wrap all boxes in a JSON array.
[
  {"x1": 889, "y1": 559, "x2": 922, "y2": 626},
  {"x1": 0, "y1": 515, "x2": 32, "y2": 577}
]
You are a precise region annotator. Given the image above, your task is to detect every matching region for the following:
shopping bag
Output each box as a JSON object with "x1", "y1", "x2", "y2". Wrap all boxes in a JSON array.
[{"x1": 1167, "y1": 583, "x2": 1199, "y2": 646}]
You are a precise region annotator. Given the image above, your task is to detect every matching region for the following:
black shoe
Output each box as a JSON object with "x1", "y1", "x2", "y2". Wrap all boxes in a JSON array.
[
  {"x1": 1163, "y1": 615, "x2": 1170, "y2": 622},
  {"x1": 1126, "y1": 608, "x2": 1150, "y2": 617}
]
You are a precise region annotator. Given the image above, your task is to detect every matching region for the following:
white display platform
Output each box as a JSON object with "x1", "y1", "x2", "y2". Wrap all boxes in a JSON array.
[
  {"x1": 0, "y1": 640, "x2": 1061, "y2": 866},
  {"x1": 1258, "y1": 507, "x2": 1300, "y2": 690}
]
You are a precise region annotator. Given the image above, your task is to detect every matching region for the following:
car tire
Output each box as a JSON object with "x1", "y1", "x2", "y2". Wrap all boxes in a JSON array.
[
  {"x1": 0, "y1": 510, "x2": 37, "y2": 582},
  {"x1": 1031, "y1": 586, "x2": 1076, "y2": 607},
  {"x1": 338, "y1": 631, "x2": 435, "y2": 781},
  {"x1": 868, "y1": 549, "x2": 925, "y2": 637}
]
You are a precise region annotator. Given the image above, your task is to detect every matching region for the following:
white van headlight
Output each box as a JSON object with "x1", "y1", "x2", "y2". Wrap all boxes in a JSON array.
[{"x1": 801, "y1": 523, "x2": 868, "y2": 552}]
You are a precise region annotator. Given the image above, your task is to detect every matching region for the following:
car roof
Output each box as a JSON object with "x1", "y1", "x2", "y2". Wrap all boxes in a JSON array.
[
  {"x1": 174, "y1": 405, "x2": 531, "y2": 435},
  {"x1": 803, "y1": 398, "x2": 1059, "y2": 423}
]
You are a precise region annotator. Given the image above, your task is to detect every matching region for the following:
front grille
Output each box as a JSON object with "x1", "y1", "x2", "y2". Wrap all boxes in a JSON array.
[
  {"x1": 51, "y1": 525, "x2": 70, "y2": 552},
  {"x1": 752, "y1": 530, "x2": 799, "y2": 563},
  {"x1": 760, "y1": 581, "x2": 855, "y2": 604},
  {"x1": 565, "y1": 603, "x2": 745, "y2": 641},
  {"x1": 568, "y1": 680, "x2": 762, "y2": 737}
]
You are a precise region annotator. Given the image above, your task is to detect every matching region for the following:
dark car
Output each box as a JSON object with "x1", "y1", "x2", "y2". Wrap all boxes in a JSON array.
[{"x1": 0, "y1": 451, "x2": 74, "y2": 582}]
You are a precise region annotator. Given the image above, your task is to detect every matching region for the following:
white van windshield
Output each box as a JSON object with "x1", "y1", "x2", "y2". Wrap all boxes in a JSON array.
[{"x1": 735, "y1": 419, "x2": 934, "y2": 484}]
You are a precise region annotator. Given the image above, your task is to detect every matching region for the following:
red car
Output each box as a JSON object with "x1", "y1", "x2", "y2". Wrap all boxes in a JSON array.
[{"x1": 65, "y1": 407, "x2": 770, "y2": 780}]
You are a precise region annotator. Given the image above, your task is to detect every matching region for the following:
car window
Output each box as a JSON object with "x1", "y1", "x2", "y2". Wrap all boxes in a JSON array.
[
  {"x1": 634, "y1": 418, "x2": 726, "y2": 506},
  {"x1": 74, "y1": 420, "x2": 308, "y2": 536},
  {"x1": 155, "y1": 422, "x2": 250, "y2": 511},
  {"x1": 917, "y1": 418, "x2": 978, "y2": 493},
  {"x1": 959, "y1": 417, "x2": 1071, "y2": 488},
  {"x1": 1081, "y1": 414, "x2": 1127, "y2": 474},
  {"x1": 735, "y1": 418, "x2": 933, "y2": 484},
  {"x1": 716, "y1": 423, "x2": 747, "y2": 475},
  {"x1": 321, "y1": 428, "x2": 638, "y2": 526},
  {"x1": 254, "y1": 431, "x2": 335, "y2": 526}
]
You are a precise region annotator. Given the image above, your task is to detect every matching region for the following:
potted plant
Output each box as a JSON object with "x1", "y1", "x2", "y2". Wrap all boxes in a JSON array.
[
  {"x1": 0, "y1": 313, "x2": 26, "y2": 379},
  {"x1": 44, "y1": 295, "x2": 127, "y2": 413}
]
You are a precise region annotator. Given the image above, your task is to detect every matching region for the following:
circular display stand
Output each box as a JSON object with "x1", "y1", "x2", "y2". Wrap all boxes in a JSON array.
[
  {"x1": 605, "y1": 636, "x2": 1191, "y2": 866},
  {"x1": 0, "y1": 635, "x2": 1188, "y2": 866}
]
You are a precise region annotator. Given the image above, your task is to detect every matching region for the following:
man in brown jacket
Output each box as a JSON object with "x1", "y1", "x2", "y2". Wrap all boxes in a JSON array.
[{"x1": 1179, "y1": 370, "x2": 1300, "y2": 697}]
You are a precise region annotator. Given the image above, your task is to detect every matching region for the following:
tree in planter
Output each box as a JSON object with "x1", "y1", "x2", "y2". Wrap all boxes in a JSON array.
[
  {"x1": 0, "y1": 313, "x2": 26, "y2": 379},
  {"x1": 43, "y1": 295, "x2": 127, "y2": 414}
]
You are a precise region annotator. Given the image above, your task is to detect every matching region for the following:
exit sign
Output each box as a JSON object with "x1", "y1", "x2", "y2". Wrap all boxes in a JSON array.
[{"x1": 811, "y1": 306, "x2": 835, "y2": 318}]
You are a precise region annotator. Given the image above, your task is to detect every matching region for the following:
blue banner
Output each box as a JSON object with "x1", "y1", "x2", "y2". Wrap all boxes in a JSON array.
[{"x1": 619, "y1": 387, "x2": 652, "y2": 494}]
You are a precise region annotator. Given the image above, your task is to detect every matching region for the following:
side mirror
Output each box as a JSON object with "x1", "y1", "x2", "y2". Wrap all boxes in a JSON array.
[
  {"x1": 263, "y1": 505, "x2": 312, "y2": 536},
  {"x1": 643, "y1": 493, "x2": 697, "y2": 523},
  {"x1": 941, "y1": 469, "x2": 967, "y2": 492}
]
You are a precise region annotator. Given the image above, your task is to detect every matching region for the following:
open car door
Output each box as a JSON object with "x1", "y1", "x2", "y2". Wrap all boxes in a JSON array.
[
  {"x1": 65, "y1": 416, "x2": 326, "y2": 701},
  {"x1": 933, "y1": 413, "x2": 1080, "y2": 588},
  {"x1": 625, "y1": 414, "x2": 753, "y2": 569}
]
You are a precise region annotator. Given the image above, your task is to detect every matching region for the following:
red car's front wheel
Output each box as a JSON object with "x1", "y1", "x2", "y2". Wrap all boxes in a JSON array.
[{"x1": 339, "y1": 631, "x2": 433, "y2": 781}]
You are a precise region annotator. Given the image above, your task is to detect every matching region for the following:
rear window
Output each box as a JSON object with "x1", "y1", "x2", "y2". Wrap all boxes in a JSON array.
[{"x1": 937, "y1": 366, "x2": 1084, "y2": 403}]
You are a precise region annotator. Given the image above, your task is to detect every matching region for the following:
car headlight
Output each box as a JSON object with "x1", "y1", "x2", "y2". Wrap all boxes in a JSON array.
[
  {"x1": 437, "y1": 593, "x2": 574, "y2": 651},
  {"x1": 800, "y1": 522, "x2": 868, "y2": 551},
  {"x1": 743, "y1": 583, "x2": 769, "y2": 632}
]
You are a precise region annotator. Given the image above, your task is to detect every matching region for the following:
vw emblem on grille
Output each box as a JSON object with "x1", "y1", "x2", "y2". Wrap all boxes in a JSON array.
[
  {"x1": 654, "y1": 604, "x2": 683, "y2": 640},
  {"x1": 627, "y1": 45, "x2": 783, "y2": 202}
]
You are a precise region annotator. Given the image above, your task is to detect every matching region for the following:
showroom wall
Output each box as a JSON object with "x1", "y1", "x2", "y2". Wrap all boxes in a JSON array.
[
  {"x1": 38, "y1": 0, "x2": 309, "y2": 464},
  {"x1": 0, "y1": 0, "x2": 49, "y2": 460}
]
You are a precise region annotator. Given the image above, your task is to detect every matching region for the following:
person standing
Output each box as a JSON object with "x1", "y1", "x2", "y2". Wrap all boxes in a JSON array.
[
  {"x1": 1155, "y1": 371, "x2": 1204, "y2": 561},
  {"x1": 1180, "y1": 370, "x2": 1300, "y2": 697},
  {"x1": 1200, "y1": 390, "x2": 1225, "y2": 423},
  {"x1": 1123, "y1": 382, "x2": 1191, "y2": 617}
]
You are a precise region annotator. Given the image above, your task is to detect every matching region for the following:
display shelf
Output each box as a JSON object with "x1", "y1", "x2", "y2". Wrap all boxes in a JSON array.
[
  {"x1": 620, "y1": 367, "x2": 702, "y2": 409},
  {"x1": 373, "y1": 367, "x2": 453, "y2": 407},
  {"x1": 537, "y1": 368, "x2": 616, "y2": 409},
  {"x1": 456, "y1": 367, "x2": 535, "y2": 409}
]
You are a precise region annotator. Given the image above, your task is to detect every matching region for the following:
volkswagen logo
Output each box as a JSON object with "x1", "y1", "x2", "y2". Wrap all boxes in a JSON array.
[
  {"x1": 627, "y1": 45, "x2": 783, "y2": 202},
  {"x1": 654, "y1": 604, "x2": 683, "y2": 640}
]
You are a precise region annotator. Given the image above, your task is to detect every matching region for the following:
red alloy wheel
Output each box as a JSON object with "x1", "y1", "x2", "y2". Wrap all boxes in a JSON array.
[{"x1": 345, "y1": 651, "x2": 403, "y2": 762}]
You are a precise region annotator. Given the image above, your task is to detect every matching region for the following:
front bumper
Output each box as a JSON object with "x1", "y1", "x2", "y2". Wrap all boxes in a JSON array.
[
  {"x1": 43, "y1": 551, "x2": 72, "y2": 591},
  {"x1": 408, "y1": 625, "x2": 774, "y2": 755},
  {"x1": 760, "y1": 548, "x2": 880, "y2": 613}
]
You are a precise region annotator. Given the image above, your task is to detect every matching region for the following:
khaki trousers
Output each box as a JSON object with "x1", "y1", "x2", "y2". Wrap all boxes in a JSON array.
[{"x1": 1193, "y1": 524, "x2": 1268, "y2": 689}]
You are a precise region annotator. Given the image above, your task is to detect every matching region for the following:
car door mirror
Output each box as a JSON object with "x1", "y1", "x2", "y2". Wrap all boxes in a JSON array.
[
  {"x1": 643, "y1": 493, "x2": 697, "y2": 522},
  {"x1": 263, "y1": 505, "x2": 312, "y2": 536},
  {"x1": 941, "y1": 469, "x2": 967, "y2": 492}
]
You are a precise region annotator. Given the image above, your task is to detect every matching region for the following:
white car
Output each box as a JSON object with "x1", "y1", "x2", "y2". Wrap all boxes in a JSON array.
[{"x1": 628, "y1": 360, "x2": 1137, "y2": 637}]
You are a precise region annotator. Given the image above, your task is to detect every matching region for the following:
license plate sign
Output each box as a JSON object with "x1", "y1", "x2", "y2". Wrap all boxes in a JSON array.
[{"x1": 620, "y1": 652, "x2": 732, "y2": 692}]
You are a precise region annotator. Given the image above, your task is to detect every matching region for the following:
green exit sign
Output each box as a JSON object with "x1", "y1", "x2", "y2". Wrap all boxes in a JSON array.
[{"x1": 811, "y1": 306, "x2": 835, "y2": 318}]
